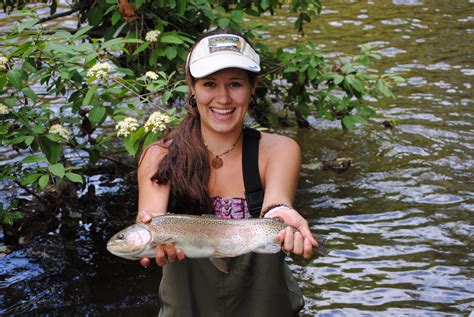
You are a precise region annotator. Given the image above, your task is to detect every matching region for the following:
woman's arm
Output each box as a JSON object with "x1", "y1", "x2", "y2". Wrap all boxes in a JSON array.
[
  {"x1": 137, "y1": 144, "x2": 185, "y2": 267},
  {"x1": 260, "y1": 133, "x2": 318, "y2": 259}
]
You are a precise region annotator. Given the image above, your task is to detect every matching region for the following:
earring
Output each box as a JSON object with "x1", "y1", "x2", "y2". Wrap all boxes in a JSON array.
[{"x1": 189, "y1": 95, "x2": 197, "y2": 108}]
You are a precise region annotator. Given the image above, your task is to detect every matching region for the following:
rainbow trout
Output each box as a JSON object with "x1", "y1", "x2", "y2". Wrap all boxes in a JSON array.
[{"x1": 107, "y1": 214, "x2": 324, "y2": 273}]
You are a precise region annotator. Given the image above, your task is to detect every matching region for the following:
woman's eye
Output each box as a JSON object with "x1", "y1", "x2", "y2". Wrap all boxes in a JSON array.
[
  {"x1": 228, "y1": 82, "x2": 242, "y2": 88},
  {"x1": 203, "y1": 82, "x2": 216, "y2": 87}
]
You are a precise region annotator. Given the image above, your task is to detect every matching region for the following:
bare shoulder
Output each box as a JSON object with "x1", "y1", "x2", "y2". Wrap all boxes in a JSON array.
[
  {"x1": 260, "y1": 132, "x2": 301, "y2": 155},
  {"x1": 138, "y1": 142, "x2": 169, "y2": 175}
]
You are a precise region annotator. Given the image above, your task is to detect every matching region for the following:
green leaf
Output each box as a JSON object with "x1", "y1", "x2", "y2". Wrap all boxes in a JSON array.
[
  {"x1": 87, "y1": 6, "x2": 105, "y2": 27},
  {"x1": 21, "y1": 87, "x2": 37, "y2": 102},
  {"x1": 351, "y1": 114, "x2": 368, "y2": 125},
  {"x1": 83, "y1": 83, "x2": 98, "y2": 106},
  {"x1": 165, "y1": 47, "x2": 177, "y2": 60},
  {"x1": 345, "y1": 75, "x2": 364, "y2": 93},
  {"x1": 124, "y1": 135, "x2": 140, "y2": 156},
  {"x1": 342, "y1": 116, "x2": 356, "y2": 129},
  {"x1": 49, "y1": 163, "x2": 65, "y2": 178},
  {"x1": 377, "y1": 80, "x2": 394, "y2": 97},
  {"x1": 65, "y1": 172, "x2": 83, "y2": 184},
  {"x1": 73, "y1": 26, "x2": 94, "y2": 39},
  {"x1": 17, "y1": 19, "x2": 39, "y2": 32},
  {"x1": 101, "y1": 38, "x2": 143, "y2": 49},
  {"x1": 38, "y1": 174, "x2": 49, "y2": 189},
  {"x1": 24, "y1": 135, "x2": 35, "y2": 146},
  {"x1": 46, "y1": 42, "x2": 76, "y2": 55},
  {"x1": 38, "y1": 135, "x2": 61, "y2": 164},
  {"x1": 21, "y1": 173, "x2": 42, "y2": 185},
  {"x1": 10, "y1": 136, "x2": 26, "y2": 145},
  {"x1": 160, "y1": 33, "x2": 184, "y2": 44},
  {"x1": 22, "y1": 155, "x2": 48, "y2": 164},
  {"x1": 162, "y1": 91, "x2": 171, "y2": 104},
  {"x1": 88, "y1": 106, "x2": 106, "y2": 124},
  {"x1": 132, "y1": 42, "x2": 150, "y2": 55},
  {"x1": 341, "y1": 63, "x2": 355, "y2": 74},
  {"x1": 111, "y1": 11, "x2": 122, "y2": 25},
  {"x1": 7, "y1": 70, "x2": 23, "y2": 90},
  {"x1": 143, "y1": 132, "x2": 159, "y2": 148},
  {"x1": 218, "y1": 18, "x2": 230, "y2": 29},
  {"x1": 174, "y1": 85, "x2": 188, "y2": 93}
]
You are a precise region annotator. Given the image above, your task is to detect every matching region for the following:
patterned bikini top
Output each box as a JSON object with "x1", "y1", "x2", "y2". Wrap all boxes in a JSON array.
[{"x1": 212, "y1": 196, "x2": 251, "y2": 220}]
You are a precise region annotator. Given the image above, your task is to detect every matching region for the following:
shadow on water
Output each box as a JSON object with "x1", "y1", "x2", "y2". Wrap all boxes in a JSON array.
[{"x1": 1, "y1": 0, "x2": 474, "y2": 315}]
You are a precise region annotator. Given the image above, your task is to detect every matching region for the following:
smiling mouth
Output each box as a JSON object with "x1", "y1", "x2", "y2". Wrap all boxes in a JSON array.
[{"x1": 210, "y1": 107, "x2": 235, "y2": 114}]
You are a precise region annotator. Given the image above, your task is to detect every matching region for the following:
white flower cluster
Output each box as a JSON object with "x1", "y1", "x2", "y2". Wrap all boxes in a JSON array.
[
  {"x1": 145, "y1": 71, "x2": 159, "y2": 81},
  {"x1": 0, "y1": 56, "x2": 8, "y2": 70},
  {"x1": 116, "y1": 117, "x2": 139, "y2": 137},
  {"x1": 0, "y1": 103, "x2": 9, "y2": 115},
  {"x1": 49, "y1": 124, "x2": 70, "y2": 140},
  {"x1": 145, "y1": 30, "x2": 160, "y2": 42},
  {"x1": 86, "y1": 62, "x2": 113, "y2": 79},
  {"x1": 144, "y1": 111, "x2": 171, "y2": 133}
]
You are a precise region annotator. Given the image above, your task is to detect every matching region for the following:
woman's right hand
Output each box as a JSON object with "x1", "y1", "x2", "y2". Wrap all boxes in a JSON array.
[{"x1": 137, "y1": 211, "x2": 186, "y2": 268}]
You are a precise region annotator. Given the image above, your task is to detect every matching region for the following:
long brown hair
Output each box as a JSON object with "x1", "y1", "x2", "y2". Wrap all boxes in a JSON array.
[{"x1": 149, "y1": 28, "x2": 258, "y2": 214}]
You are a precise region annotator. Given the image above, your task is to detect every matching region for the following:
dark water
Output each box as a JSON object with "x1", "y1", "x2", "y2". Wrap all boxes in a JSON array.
[{"x1": 1, "y1": 0, "x2": 474, "y2": 315}]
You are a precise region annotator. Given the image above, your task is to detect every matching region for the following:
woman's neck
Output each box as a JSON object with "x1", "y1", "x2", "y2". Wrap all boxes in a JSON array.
[{"x1": 200, "y1": 127, "x2": 244, "y2": 154}]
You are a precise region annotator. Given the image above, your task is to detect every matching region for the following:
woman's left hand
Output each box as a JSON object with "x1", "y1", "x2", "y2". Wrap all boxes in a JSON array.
[{"x1": 266, "y1": 207, "x2": 318, "y2": 259}]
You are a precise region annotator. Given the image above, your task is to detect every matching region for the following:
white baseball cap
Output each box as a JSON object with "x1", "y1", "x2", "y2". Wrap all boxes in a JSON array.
[{"x1": 187, "y1": 34, "x2": 261, "y2": 78}]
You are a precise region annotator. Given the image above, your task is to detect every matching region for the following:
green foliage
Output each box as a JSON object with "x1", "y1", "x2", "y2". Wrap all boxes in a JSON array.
[{"x1": 0, "y1": 0, "x2": 403, "y2": 225}]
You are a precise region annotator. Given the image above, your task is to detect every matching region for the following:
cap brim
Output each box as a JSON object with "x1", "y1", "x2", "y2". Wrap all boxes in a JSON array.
[{"x1": 190, "y1": 54, "x2": 260, "y2": 78}]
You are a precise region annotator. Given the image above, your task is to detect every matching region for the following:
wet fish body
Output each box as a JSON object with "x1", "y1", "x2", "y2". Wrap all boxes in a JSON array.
[{"x1": 106, "y1": 214, "x2": 289, "y2": 271}]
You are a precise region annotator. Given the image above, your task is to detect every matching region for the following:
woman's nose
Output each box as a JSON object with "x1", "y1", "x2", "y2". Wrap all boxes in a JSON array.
[{"x1": 215, "y1": 86, "x2": 231, "y2": 104}]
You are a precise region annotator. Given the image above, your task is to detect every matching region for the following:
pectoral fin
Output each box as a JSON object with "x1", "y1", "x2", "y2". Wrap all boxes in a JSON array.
[
  {"x1": 209, "y1": 258, "x2": 228, "y2": 274},
  {"x1": 252, "y1": 243, "x2": 282, "y2": 254}
]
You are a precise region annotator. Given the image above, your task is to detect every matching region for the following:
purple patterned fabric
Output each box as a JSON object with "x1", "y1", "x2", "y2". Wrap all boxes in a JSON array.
[{"x1": 212, "y1": 196, "x2": 251, "y2": 219}]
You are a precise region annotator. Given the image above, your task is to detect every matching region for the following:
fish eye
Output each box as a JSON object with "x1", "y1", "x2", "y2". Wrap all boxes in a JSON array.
[{"x1": 117, "y1": 233, "x2": 125, "y2": 240}]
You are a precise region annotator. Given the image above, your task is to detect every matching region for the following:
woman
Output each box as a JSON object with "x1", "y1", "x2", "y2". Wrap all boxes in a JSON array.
[{"x1": 137, "y1": 29, "x2": 318, "y2": 316}]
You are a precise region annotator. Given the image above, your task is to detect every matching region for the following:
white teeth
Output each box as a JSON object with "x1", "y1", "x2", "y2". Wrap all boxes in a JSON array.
[{"x1": 211, "y1": 108, "x2": 234, "y2": 114}]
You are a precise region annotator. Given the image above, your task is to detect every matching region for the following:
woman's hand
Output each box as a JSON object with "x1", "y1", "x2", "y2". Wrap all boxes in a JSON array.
[
  {"x1": 266, "y1": 207, "x2": 318, "y2": 259},
  {"x1": 137, "y1": 211, "x2": 186, "y2": 268}
]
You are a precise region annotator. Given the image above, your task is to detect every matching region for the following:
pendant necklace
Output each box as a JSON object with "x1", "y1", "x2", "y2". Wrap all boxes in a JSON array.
[{"x1": 203, "y1": 130, "x2": 243, "y2": 169}]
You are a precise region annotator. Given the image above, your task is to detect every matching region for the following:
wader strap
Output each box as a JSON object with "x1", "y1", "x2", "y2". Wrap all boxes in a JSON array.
[{"x1": 242, "y1": 127, "x2": 264, "y2": 218}]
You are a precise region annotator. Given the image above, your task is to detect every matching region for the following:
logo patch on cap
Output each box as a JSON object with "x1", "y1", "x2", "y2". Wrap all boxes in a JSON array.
[{"x1": 208, "y1": 35, "x2": 242, "y2": 53}]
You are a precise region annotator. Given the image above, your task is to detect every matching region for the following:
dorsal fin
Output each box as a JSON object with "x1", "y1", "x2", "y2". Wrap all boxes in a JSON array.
[{"x1": 209, "y1": 258, "x2": 228, "y2": 273}]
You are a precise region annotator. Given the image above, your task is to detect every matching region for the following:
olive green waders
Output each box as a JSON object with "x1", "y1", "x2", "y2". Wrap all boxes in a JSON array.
[{"x1": 158, "y1": 253, "x2": 304, "y2": 317}]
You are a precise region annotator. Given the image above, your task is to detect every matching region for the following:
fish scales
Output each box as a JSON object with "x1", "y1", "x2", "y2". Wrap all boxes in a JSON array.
[
  {"x1": 147, "y1": 215, "x2": 286, "y2": 258},
  {"x1": 107, "y1": 214, "x2": 287, "y2": 261}
]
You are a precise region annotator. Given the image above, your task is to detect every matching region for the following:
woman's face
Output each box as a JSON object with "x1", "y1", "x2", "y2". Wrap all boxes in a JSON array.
[{"x1": 191, "y1": 68, "x2": 256, "y2": 135}]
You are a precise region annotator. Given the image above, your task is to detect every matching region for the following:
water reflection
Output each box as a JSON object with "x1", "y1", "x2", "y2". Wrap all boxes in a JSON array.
[{"x1": 1, "y1": 0, "x2": 474, "y2": 315}]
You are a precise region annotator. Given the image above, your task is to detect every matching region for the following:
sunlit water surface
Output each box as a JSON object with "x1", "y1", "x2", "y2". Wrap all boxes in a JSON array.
[{"x1": 1, "y1": 0, "x2": 473, "y2": 315}]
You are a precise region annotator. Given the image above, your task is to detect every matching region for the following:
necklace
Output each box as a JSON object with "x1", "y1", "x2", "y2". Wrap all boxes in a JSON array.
[{"x1": 203, "y1": 130, "x2": 243, "y2": 169}]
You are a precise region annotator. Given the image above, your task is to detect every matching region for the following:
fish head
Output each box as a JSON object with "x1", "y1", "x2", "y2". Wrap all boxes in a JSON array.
[{"x1": 106, "y1": 223, "x2": 152, "y2": 260}]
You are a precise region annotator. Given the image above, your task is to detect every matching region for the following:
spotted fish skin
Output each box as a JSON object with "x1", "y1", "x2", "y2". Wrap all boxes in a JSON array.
[{"x1": 106, "y1": 214, "x2": 288, "y2": 262}]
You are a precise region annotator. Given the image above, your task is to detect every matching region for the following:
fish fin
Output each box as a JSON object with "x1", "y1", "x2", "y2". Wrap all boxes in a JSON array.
[
  {"x1": 313, "y1": 235, "x2": 328, "y2": 256},
  {"x1": 252, "y1": 243, "x2": 282, "y2": 254},
  {"x1": 209, "y1": 258, "x2": 228, "y2": 274}
]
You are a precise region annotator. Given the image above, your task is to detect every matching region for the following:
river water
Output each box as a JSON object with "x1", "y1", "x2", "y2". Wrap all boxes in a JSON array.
[{"x1": 1, "y1": 0, "x2": 473, "y2": 316}]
